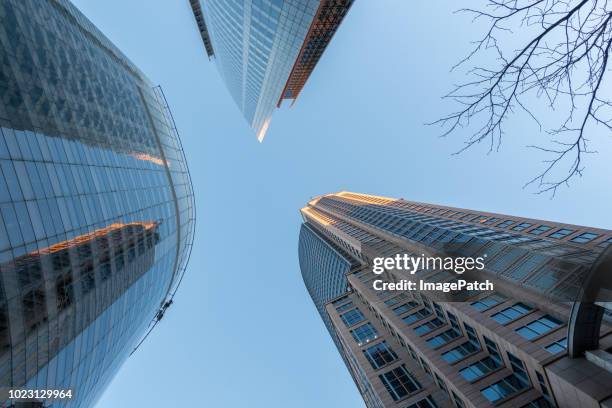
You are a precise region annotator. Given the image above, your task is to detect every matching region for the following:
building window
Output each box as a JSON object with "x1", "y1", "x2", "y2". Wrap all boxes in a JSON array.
[
  {"x1": 512, "y1": 223, "x2": 533, "y2": 231},
  {"x1": 351, "y1": 323, "x2": 379, "y2": 346},
  {"x1": 507, "y1": 352, "x2": 530, "y2": 383},
  {"x1": 426, "y1": 328, "x2": 461, "y2": 349},
  {"x1": 521, "y1": 397, "x2": 554, "y2": 408},
  {"x1": 506, "y1": 235, "x2": 534, "y2": 243},
  {"x1": 486, "y1": 248, "x2": 527, "y2": 272},
  {"x1": 483, "y1": 217, "x2": 500, "y2": 225},
  {"x1": 406, "y1": 343, "x2": 417, "y2": 360},
  {"x1": 432, "y1": 301, "x2": 444, "y2": 318},
  {"x1": 598, "y1": 237, "x2": 612, "y2": 248},
  {"x1": 459, "y1": 356, "x2": 501, "y2": 382},
  {"x1": 336, "y1": 301, "x2": 354, "y2": 313},
  {"x1": 536, "y1": 372, "x2": 550, "y2": 397},
  {"x1": 441, "y1": 341, "x2": 480, "y2": 364},
  {"x1": 545, "y1": 337, "x2": 567, "y2": 354},
  {"x1": 384, "y1": 293, "x2": 408, "y2": 306},
  {"x1": 452, "y1": 391, "x2": 466, "y2": 408},
  {"x1": 471, "y1": 293, "x2": 506, "y2": 311},
  {"x1": 419, "y1": 358, "x2": 432, "y2": 378},
  {"x1": 393, "y1": 301, "x2": 419, "y2": 316},
  {"x1": 379, "y1": 365, "x2": 421, "y2": 401},
  {"x1": 547, "y1": 228, "x2": 574, "y2": 239},
  {"x1": 363, "y1": 341, "x2": 398, "y2": 370},
  {"x1": 491, "y1": 303, "x2": 532, "y2": 324},
  {"x1": 434, "y1": 372, "x2": 448, "y2": 394},
  {"x1": 497, "y1": 220, "x2": 515, "y2": 228},
  {"x1": 405, "y1": 396, "x2": 438, "y2": 408},
  {"x1": 505, "y1": 254, "x2": 547, "y2": 280},
  {"x1": 398, "y1": 336, "x2": 407, "y2": 349},
  {"x1": 529, "y1": 225, "x2": 552, "y2": 235},
  {"x1": 376, "y1": 290, "x2": 393, "y2": 298},
  {"x1": 463, "y1": 323, "x2": 480, "y2": 346},
  {"x1": 332, "y1": 296, "x2": 350, "y2": 306},
  {"x1": 403, "y1": 308, "x2": 432, "y2": 325},
  {"x1": 459, "y1": 336, "x2": 502, "y2": 382},
  {"x1": 570, "y1": 232, "x2": 599, "y2": 243},
  {"x1": 341, "y1": 308, "x2": 366, "y2": 327},
  {"x1": 480, "y1": 373, "x2": 529, "y2": 403},
  {"x1": 483, "y1": 336, "x2": 502, "y2": 359},
  {"x1": 447, "y1": 312, "x2": 461, "y2": 331},
  {"x1": 414, "y1": 317, "x2": 445, "y2": 336},
  {"x1": 516, "y1": 315, "x2": 562, "y2": 340},
  {"x1": 480, "y1": 353, "x2": 529, "y2": 403}
]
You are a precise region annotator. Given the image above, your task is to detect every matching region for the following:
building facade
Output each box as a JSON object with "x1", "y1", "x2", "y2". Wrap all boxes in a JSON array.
[
  {"x1": 0, "y1": 0, "x2": 195, "y2": 406},
  {"x1": 299, "y1": 192, "x2": 612, "y2": 408},
  {"x1": 189, "y1": 0, "x2": 354, "y2": 141}
]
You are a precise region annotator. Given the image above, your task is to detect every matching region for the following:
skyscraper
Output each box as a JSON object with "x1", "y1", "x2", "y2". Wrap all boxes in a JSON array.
[
  {"x1": 0, "y1": 0, "x2": 195, "y2": 406},
  {"x1": 299, "y1": 192, "x2": 612, "y2": 408},
  {"x1": 189, "y1": 0, "x2": 354, "y2": 141}
]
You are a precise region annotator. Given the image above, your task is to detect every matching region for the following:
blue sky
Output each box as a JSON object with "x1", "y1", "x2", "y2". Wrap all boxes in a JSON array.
[{"x1": 70, "y1": 1, "x2": 612, "y2": 407}]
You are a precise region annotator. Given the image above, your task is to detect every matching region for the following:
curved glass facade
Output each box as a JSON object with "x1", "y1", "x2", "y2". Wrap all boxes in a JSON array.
[{"x1": 0, "y1": 0, "x2": 195, "y2": 406}]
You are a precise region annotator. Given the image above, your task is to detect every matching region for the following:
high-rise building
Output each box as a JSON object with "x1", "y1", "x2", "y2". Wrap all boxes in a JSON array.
[
  {"x1": 299, "y1": 192, "x2": 612, "y2": 408},
  {"x1": 189, "y1": 0, "x2": 354, "y2": 141},
  {"x1": 0, "y1": 0, "x2": 195, "y2": 406}
]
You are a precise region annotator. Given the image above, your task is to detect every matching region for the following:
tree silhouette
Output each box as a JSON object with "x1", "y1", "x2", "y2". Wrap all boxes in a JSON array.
[{"x1": 432, "y1": 0, "x2": 612, "y2": 195}]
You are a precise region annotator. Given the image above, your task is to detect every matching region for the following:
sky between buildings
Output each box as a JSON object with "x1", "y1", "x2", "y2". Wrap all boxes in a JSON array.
[{"x1": 69, "y1": 1, "x2": 612, "y2": 406}]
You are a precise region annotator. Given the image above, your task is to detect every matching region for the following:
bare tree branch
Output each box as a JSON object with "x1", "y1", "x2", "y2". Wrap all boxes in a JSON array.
[{"x1": 430, "y1": 0, "x2": 612, "y2": 196}]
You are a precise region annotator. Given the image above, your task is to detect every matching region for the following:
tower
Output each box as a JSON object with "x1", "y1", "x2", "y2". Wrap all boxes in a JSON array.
[
  {"x1": 0, "y1": 0, "x2": 195, "y2": 405},
  {"x1": 189, "y1": 0, "x2": 354, "y2": 140},
  {"x1": 299, "y1": 192, "x2": 612, "y2": 408}
]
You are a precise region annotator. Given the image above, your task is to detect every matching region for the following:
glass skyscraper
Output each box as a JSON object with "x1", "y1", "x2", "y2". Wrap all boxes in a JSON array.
[
  {"x1": 299, "y1": 192, "x2": 612, "y2": 408},
  {"x1": 0, "y1": 0, "x2": 195, "y2": 406},
  {"x1": 190, "y1": 0, "x2": 354, "y2": 141}
]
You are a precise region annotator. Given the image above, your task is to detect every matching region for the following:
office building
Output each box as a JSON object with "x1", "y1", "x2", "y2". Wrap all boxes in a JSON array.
[
  {"x1": 299, "y1": 192, "x2": 612, "y2": 408},
  {"x1": 0, "y1": 0, "x2": 195, "y2": 406},
  {"x1": 189, "y1": 0, "x2": 354, "y2": 141}
]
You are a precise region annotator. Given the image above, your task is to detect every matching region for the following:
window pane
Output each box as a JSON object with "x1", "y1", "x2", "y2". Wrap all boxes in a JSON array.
[
  {"x1": 341, "y1": 308, "x2": 365, "y2": 327},
  {"x1": 363, "y1": 341, "x2": 397, "y2": 369},
  {"x1": 379, "y1": 365, "x2": 421, "y2": 401},
  {"x1": 351, "y1": 323, "x2": 378, "y2": 345}
]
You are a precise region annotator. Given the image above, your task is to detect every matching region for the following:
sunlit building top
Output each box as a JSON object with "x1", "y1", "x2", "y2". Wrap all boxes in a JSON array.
[{"x1": 190, "y1": 0, "x2": 354, "y2": 141}]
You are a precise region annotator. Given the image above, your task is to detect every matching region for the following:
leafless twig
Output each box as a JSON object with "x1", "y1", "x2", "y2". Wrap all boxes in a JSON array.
[{"x1": 430, "y1": 0, "x2": 612, "y2": 196}]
